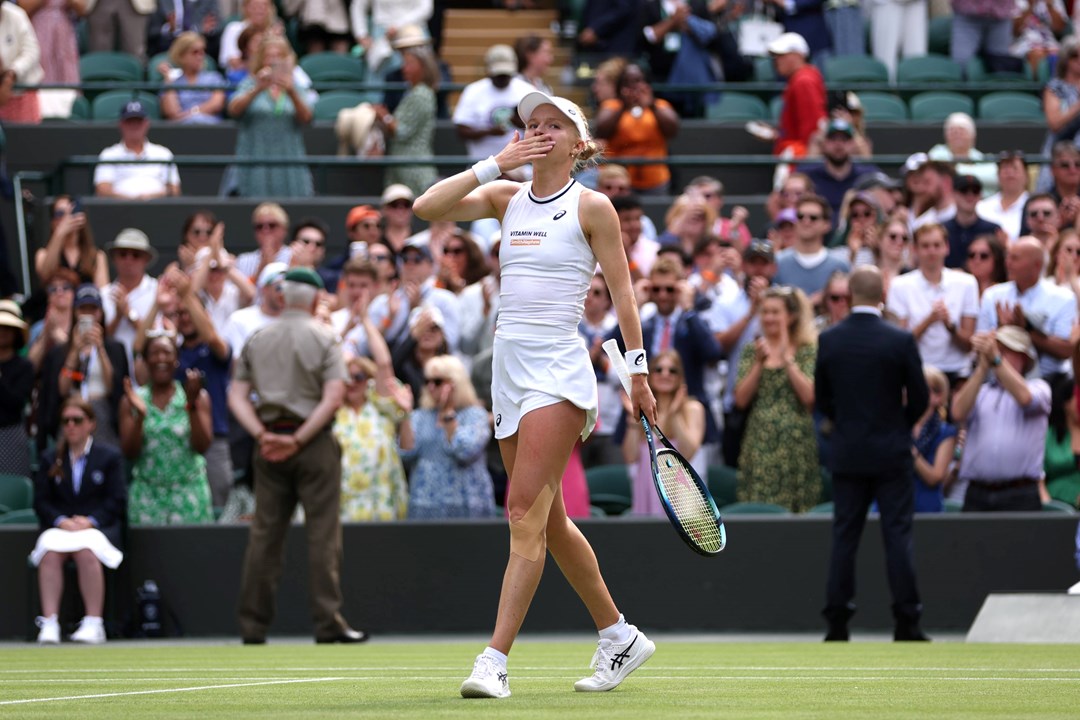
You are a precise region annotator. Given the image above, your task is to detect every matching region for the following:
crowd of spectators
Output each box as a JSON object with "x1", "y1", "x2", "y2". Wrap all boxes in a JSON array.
[{"x1": 3, "y1": 2, "x2": 1080, "y2": 579}]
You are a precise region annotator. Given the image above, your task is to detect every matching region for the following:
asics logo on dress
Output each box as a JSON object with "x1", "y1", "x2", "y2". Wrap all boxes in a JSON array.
[
  {"x1": 553, "y1": 210, "x2": 566, "y2": 221},
  {"x1": 610, "y1": 635, "x2": 636, "y2": 670}
]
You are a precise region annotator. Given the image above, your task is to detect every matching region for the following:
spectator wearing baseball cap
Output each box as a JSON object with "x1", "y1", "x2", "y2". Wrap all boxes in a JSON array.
[
  {"x1": 451, "y1": 43, "x2": 534, "y2": 165},
  {"x1": 367, "y1": 240, "x2": 462, "y2": 353},
  {"x1": 942, "y1": 174, "x2": 1003, "y2": 268},
  {"x1": 768, "y1": 32, "x2": 827, "y2": 157},
  {"x1": 94, "y1": 100, "x2": 181, "y2": 199},
  {"x1": 380, "y1": 184, "x2": 418, "y2": 252},
  {"x1": 767, "y1": 208, "x2": 799, "y2": 253},
  {"x1": 797, "y1": 118, "x2": 881, "y2": 227},
  {"x1": 976, "y1": 151, "x2": 1030, "y2": 241}
]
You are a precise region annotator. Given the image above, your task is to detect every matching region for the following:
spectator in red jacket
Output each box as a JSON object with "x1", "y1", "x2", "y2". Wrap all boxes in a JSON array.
[{"x1": 768, "y1": 32, "x2": 826, "y2": 158}]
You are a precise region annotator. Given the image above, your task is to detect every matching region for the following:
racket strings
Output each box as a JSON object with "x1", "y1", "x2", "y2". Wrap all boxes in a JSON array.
[{"x1": 655, "y1": 452, "x2": 724, "y2": 553}]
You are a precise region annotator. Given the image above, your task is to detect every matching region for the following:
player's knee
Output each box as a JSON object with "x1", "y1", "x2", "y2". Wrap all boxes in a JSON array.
[{"x1": 508, "y1": 485, "x2": 556, "y2": 562}]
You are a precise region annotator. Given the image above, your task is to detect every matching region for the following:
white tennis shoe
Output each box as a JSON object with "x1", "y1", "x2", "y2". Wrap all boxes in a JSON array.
[
  {"x1": 70, "y1": 616, "x2": 106, "y2": 644},
  {"x1": 574, "y1": 626, "x2": 655, "y2": 692},
  {"x1": 35, "y1": 615, "x2": 60, "y2": 645},
  {"x1": 460, "y1": 653, "x2": 511, "y2": 699}
]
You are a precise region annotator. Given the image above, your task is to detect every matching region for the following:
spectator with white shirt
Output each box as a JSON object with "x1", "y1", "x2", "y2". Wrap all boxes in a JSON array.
[
  {"x1": 101, "y1": 229, "x2": 159, "y2": 366},
  {"x1": 93, "y1": 100, "x2": 181, "y2": 199},
  {"x1": 451, "y1": 44, "x2": 533, "y2": 164},
  {"x1": 189, "y1": 229, "x2": 256, "y2": 333},
  {"x1": 976, "y1": 150, "x2": 1031, "y2": 242},
  {"x1": 887, "y1": 223, "x2": 979, "y2": 386},
  {"x1": 332, "y1": 258, "x2": 379, "y2": 358},
  {"x1": 977, "y1": 236, "x2": 1077, "y2": 379},
  {"x1": 220, "y1": 261, "x2": 286, "y2": 357},
  {"x1": 368, "y1": 240, "x2": 461, "y2": 351},
  {"x1": 234, "y1": 203, "x2": 291, "y2": 283}
]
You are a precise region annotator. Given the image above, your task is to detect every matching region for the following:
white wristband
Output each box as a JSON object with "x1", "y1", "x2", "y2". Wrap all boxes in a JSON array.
[
  {"x1": 625, "y1": 349, "x2": 648, "y2": 375},
  {"x1": 471, "y1": 156, "x2": 501, "y2": 185}
]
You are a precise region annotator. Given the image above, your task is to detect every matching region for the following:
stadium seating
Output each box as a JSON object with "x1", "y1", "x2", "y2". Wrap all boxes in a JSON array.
[
  {"x1": 857, "y1": 91, "x2": 909, "y2": 122},
  {"x1": 964, "y1": 56, "x2": 1030, "y2": 85},
  {"x1": 706, "y1": 92, "x2": 769, "y2": 121},
  {"x1": 927, "y1": 16, "x2": 951, "y2": 56},
  {"x1": 753, "y1": 56, "x2": 776, "y2": 82},
  {"x1": 807, "y1": 502, "x2": 834, "y2": 514},
  {"x1": 313, "y1": 90, "x2": 373, "y2": 121},
  {"x1": 769, "y1": 95, "x2": 783, "y2": 121},
  {"x1": 897, "y1": 54, "x2": 964, "y2": 84},
  {"x1": 79, "y1": 51, "x2": 143, "y2": 84},
  {"x1": 942, "y1": 498, "x2": 963, "y2": 512},
  {"x1": 978, "y1": 91, "x2": 1044, "y2": 121},
  {"x1": 706, "y1": 465, "x2": 738, "y2": 507},
  {"x1": 824, "y1": 55, "x2": 889, "y2": 84},
  {"x1": 299, "y1": 53, "x2": 366, "y2": 84},
  {"x1": 1042, "y1": 499, "x2": 1078, "y2": 513},
  {"x1": 718, "y1": 501, "x2": 790, "y2": 514},
  {"x1": 0, "y1": 474, "x2": 33, "y2": 512},
  {"x1": 585, "y1": 464, "x2": 632, "y2": 516},
  {"x1": 69, "y1": 95, "x2": 91, "y2": 120},
  {"x1": 91, "y1": 90, "x2": 161, "y2": 121},
  {"x1": 0, "y1": 508, "x2": 37, "y2": 525},
  {"x1": 909, "y1": 91, "x2": 974, "y2": 121}
]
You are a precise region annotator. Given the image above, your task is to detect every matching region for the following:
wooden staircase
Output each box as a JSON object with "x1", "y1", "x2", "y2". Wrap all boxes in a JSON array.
[{"x1": 440, "y1": 8, "x2": 585, "y2": 110}]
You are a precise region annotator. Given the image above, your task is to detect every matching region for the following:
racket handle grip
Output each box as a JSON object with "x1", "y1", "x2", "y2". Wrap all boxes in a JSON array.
[{"x1": 602, "y1": 339, "x2": 633, "y2": 397}]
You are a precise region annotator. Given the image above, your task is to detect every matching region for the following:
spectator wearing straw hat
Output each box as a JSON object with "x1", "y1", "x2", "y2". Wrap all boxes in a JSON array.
[
  {"x1": 101, "y1": 229, "x2": 159, "y2": 364},
  {"x1": 952, "y1": 326, "x2": 1051, "y2": 511},
  {"x1": 94, "y1": 100, "x2": 181, "y2": 199},
  {"x1": 0, "y1": 300, "x2": 32, "y2": 477}
]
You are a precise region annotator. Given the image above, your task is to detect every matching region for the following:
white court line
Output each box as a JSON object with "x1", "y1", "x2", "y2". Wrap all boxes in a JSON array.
[
  {"x1": 4, "y1": 665, "x2": 1080, "y2": 674},
  {"x1": 0, "y1": 677, "x2": 346, "y2": 706}
]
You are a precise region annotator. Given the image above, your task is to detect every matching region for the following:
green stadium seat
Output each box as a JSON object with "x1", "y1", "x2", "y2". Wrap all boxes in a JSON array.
[
  {"x1": 858, "y1": 91, "x2": 909, "y2": 122},
  {"x1": 91, "y1": 90, "x2": 160, "y2": 121},
  {"x1": 964, "y1": 56, "x2": 1029, "y2": 84},
  {"x1": 928, "y1": 17, "x2": 951, "y2": 57},
  {"x1": 585, "y1": 464, "x2": 632, "y2": 516},
  {"x1": 299, "y1": 52, "x2": 366, "y2": 84},
  {"x1": 69, "y1": 95, "x2": 91, "y2": 120},
  {"x1": 909, "y1": 91, "x2": 974, "y2": 121},
  {"x1": 807, "y1": 502, "x2": 834, "y2": 515},
  {"x1": 769, "y1": 95, "x2": 783, "y2": 121},
  {"x1": 942, "y1": 498, "x2": 963, "y2": 512},
  {"x1": 824, "y1": 55, "x2": 889, "y2": 84},
  {"x1": 753, "y1": 56, "x2": 776, "y2": 82},
  {"x1": 0, "y1": 508, "x2": 37, "y2": 525},
  {"x1": 80, "y1": 51, "x2": 143, "y2": 83},
  {"x1": 1042, "y1": 499, "x2": 1078, "y2": 514},
  {"x1": 718, "y1": 501, "x2": 790, "y2": 514},
  {"x1": 897, "y1": 54, "x2": 964, "y2": 84},
  {"x1": 978, "y1": 91, "x2": 1044, "y2": 121},
  {"x1": 313, "y1": 90, "x2": 369, "y2": 121},
  {"x1": 0, "y1": 474, "x2": 33, "y2": 512},
  {"x1": 706, "y1": 465, "x2": 738, "y2": 507},
  {"x1": 706, "y1": 92, "x2": 769, "y2": 121}
]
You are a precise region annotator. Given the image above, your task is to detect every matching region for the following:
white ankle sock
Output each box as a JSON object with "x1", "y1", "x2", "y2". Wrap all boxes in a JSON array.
[
  {"x1": 82, "y1": 616, "x2": 103, "y2": 626},
  {"x1": 482, "y1": 646, "x2": 508, "y2": 667},
  {"x1": 599, "y1": 614, "x2": 632, "y2": 644}
]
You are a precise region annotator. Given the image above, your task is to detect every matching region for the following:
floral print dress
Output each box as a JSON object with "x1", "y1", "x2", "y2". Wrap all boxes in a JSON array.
[
  {"x1": 127, "y1": 382, "x2": 213, "y2": 525},
  {"x1": 333, "y1": 387, "x2": 408, "y2": 521}
]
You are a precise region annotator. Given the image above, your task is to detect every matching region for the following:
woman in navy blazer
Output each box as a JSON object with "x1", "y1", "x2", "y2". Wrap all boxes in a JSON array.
[{"x1": 32, "y1": 397, "x2": 126, "y2": 644}]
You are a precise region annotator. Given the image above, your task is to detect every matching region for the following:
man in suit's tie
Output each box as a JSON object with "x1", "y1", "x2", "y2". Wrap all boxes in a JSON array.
[{"x1": 814, "y1": 266, "x2": 930, "y2": 642}]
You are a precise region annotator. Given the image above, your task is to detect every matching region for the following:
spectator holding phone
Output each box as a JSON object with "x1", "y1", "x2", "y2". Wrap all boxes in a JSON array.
[
  {"x1": 34, "y1": 195, "x2": 109, "y2": 288},
  {"x1": 226, "y1": 35, "x2": 315, "y2": 197},
  {"x1": 120, "y1": 333, "x2": 214, "y2": 525}
]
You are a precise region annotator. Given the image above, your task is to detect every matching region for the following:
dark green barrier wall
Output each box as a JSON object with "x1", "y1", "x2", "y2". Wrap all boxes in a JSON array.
[{"x1": 2, "y1": 515, "x2": 1076, "y2": 640}]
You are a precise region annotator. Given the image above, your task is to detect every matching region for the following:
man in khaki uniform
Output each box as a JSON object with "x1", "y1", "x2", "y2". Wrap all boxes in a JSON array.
[{"x1": 227, "y1": 267, "x2": 365, "y2": 644}]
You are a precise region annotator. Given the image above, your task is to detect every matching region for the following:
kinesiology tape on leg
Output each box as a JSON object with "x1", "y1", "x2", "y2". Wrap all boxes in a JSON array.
[{"x1": 509, "y1": 483, "x2": 556, "y2": 562}]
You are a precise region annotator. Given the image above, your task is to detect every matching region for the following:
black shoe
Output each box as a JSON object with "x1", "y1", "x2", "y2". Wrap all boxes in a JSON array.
[
  {"x1": 824, "y1": 626, "x2": 850, "y2": 642},
  {"x1": 315, "y1": 628, "x2": 369, "y2": 644},
  {"x1": 894, "y1": 624, "x2": 930, "y2": 642},
  {"x1": 242, "y1": 636, "x2": 266, "y2": 645}
]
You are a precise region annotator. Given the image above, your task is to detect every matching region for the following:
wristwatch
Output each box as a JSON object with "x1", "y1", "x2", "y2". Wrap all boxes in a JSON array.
[{"x1": 990, "y1": 355, "x2": 1003, "y2": 367}]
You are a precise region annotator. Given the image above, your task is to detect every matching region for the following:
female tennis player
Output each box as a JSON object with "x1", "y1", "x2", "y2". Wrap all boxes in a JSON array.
[{"x1": 414, "y1": 91, "x2": 658, "y2": 699}]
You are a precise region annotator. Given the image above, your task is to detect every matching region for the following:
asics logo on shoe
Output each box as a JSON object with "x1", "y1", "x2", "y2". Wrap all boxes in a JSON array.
[
  {"x1": 498, "y1": 672, "x2": 507, "y2": 683},
  {"x1": 610, "y1": 635, "x2": 636, "y2": 670}
]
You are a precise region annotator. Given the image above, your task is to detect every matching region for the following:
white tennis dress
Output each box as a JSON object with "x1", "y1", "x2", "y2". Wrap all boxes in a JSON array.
[{"x1": 492, "y1": 179, "x2": 599, "y2": 440}]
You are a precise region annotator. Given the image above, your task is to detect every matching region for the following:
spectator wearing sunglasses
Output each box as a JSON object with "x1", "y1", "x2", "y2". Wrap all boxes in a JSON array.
[
  {"x1": 1046, "y1": 230, "x2": 1080, "y2": 308},
  {"x1": 380, "y1": 184, "x2": 418, "y2": 254},
  {"x1": 288, "y1": 216, "x2": 330, "y2": 276},
  {"x1": 1045, "y1": 142, "x2": 1080, "y2": 229},
  {"x1": 235, "y1": 203, "x2": 291, "y2": 283},
  {"x1": 814, "y1": 270, "x2": 850, "y2": 333},
  {"x1": 176, "y1": 210, "x2": 219, "y2": 270},
  {"x1": 101, "y1": 229, "x2": 160, "y2": 367},
  {"x1": 35, "y1": 195, "x2": 108, "y2": 288},
  {"x1": 398, "y1": 354, "x2": 496, "y2": 519},
  {"x1": 942, "y1": 174, "x2": 1003, "y2": 269},
  {"x1": 964, "y1": 234, "x2": 1008, "y2": 299},
  {"x1": 27, "y1": 269, "x2": 78, "y2": 372},
  {"x1": 1020, "y1": 193, "x2": 1061, "y2": 251},
  {"x1": 774, "y1": 195, "x2": 850, "y2": 305},
  {"x1": 370, "y1": 240, "x2": 461, "y2": 352}
]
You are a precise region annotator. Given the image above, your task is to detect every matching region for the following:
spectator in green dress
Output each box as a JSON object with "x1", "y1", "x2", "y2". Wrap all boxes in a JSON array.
[
  {"x1": 734, "y1": 286, "x2": 821, "y2": 512},
  {"x1": 373, "y1": 44, "x2": 439, "y2": 196},
  {"x1": 120, "y1": 334, "x2": 214, "y2": 525}
]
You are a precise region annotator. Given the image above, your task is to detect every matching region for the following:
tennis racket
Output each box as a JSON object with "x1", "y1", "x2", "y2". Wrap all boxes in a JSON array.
[{"x1": 602, "y1": 339, "x2": 726, "y2": 556}]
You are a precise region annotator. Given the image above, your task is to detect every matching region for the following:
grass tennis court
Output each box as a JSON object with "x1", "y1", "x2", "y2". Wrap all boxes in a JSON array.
[{"x1": 1, "y1": 640, "x2": 1078, "y2": 718}]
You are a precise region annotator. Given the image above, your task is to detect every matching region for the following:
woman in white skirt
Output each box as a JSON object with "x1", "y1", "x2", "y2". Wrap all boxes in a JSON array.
[
  {"x1": 31, "y1": 397, "x2": 126, "y2": 644},
  {"x1": 414, "y1": 90, "x2": 657, "y2": 698}
]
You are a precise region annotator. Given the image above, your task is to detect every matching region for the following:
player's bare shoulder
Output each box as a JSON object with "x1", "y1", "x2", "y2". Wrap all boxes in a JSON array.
[{"x1": 577, "y1": 186, "x2": 619, "y2": 241}]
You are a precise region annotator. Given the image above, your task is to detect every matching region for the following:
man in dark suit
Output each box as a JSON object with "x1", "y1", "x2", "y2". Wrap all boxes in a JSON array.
[
  {"x1": 814, "y1": 266, "x2": 930, "y2": 642},
  {"x1": 147, "y1": 0, "x2": 222, "y2": 58}
]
